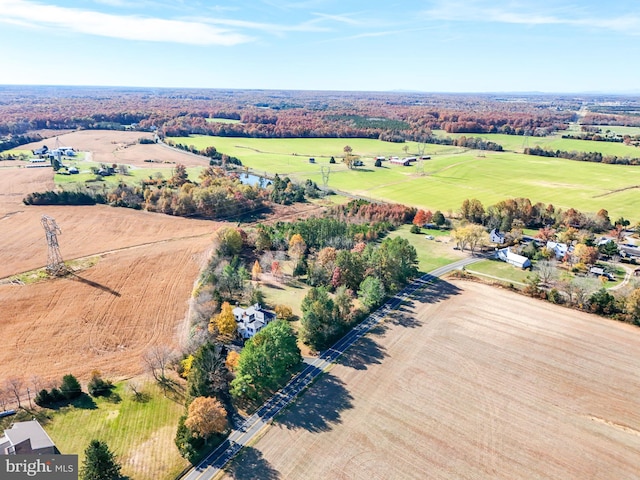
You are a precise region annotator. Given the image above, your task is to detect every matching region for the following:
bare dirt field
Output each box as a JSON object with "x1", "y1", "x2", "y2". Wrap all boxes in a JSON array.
[
  {"x1": 223, "y1": 280, "x2": 640, "y2": 480},
  {"x1": 18, "y1": 129, "x2": 209, "y2": 167},
  {"x1": 0, "y1": 160, "x2": 222, "y2": 386},
  {"x1": 0, "y1": 232, "x2": 213, "y2": 384}
]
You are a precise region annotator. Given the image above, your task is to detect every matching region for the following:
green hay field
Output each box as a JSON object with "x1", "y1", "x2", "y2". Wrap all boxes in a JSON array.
[
  {"x1": 170, "y1": 135, "x2": 640, "y2": 222},
  {"x1": 433, "y1": 129, "x2": 640, "y2": 157}
]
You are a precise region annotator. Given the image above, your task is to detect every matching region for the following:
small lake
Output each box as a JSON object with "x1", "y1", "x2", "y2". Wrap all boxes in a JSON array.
[{"x1": 239, "y1": 173, "x2": 271, "y2": 187}]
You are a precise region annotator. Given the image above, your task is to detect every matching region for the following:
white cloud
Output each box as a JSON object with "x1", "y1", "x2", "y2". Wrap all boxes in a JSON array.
[
  {"x1": 423, "y1": 0, "x2": 640, "y2": 34},
  {"x1": 0, "y1": 0, "x2": 253, "y2": 45}
]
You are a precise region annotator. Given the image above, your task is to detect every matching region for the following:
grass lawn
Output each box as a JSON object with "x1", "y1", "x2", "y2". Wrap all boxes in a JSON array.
[
  {"x1": 44, "y1": 382, "x2": 188, "y2": 480},
  {"x1": 385, "y1": 224, "x2": 463, "y2": 274},
  {"x1": 166, "y1": 135, "x2": 640, "y2": 222},
  {"x1": 465, "y1": 259, "x2": 532, "y2": 286}
]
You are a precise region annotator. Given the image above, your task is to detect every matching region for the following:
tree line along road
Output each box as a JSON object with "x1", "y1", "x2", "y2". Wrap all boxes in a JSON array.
[{"x1": 180, "y1": 254, "x2": 484, "y2": 480}]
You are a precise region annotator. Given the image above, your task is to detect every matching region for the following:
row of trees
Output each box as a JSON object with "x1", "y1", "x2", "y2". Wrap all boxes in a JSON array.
[
  {"x1": 458, "y1": 197, "x2": 617, "y2": 233},
  {"x1": 524, "y1": 145, "x2": 640, "y2": 166}
]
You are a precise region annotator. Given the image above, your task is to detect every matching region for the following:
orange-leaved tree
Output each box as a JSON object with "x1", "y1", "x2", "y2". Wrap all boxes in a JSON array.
[
  {"x1": 251, "y1": 260, "x2": 262, "y2": 281},
  {"x1": 185, "y1": 396, "x2": 228, "y2": 439}
]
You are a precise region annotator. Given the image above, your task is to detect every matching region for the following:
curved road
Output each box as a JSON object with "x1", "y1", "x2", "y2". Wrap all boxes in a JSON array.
[{"x1": 181, "y1": 255, "x2": 484, "y2": 480}]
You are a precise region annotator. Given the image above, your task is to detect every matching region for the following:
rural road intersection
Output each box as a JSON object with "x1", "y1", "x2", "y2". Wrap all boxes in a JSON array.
[{"x1": 181, "y1": 255, "x2": 483, "y2": 480}]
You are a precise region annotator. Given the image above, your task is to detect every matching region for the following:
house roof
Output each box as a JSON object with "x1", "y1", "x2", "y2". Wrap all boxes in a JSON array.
[{"x1": 4, "y1": 420, "x2": 56, "y2": 451}]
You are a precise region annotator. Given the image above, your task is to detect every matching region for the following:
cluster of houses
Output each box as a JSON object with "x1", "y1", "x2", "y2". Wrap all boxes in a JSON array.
[
  {"x1": 491, "y1": 228, "x2": 636, "y2": 280},
  {"x1": 32, "y1": 145, "x2": 76, "y2": 160}
]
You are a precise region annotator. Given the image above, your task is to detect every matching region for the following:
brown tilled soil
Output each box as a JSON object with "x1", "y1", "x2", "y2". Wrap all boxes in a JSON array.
[
  {"x1": 223, "y1": 280, "x2": 640, "y2": 480},
  {"x1": 15, "y1": 129, "x2": 209, "y2": 166},
  {"x1": 0, "y1": 235, "x2": 212, "y2": 384}
]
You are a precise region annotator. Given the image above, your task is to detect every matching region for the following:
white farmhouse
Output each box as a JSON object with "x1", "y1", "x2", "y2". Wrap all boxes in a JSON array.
[
  {"x1": 546, "y1": 241, "x2": 571, "y2": 260},
  {"x1": 232, "y1": 303, "x2": 275, "y2": 339}
]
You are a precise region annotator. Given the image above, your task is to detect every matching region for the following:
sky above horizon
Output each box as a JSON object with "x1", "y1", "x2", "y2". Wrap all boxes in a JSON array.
[{"x1": 1, "y1": 0, "x2": 639, "y2": 93}]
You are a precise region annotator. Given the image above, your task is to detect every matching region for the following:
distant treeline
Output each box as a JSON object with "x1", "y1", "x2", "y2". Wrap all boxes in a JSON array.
[
  {"x1": 0, "y1": 133, "x2": 43, "y2": 153},
  {"x1": 524, "y1": 146, "x2": 640, "y2": 165}
]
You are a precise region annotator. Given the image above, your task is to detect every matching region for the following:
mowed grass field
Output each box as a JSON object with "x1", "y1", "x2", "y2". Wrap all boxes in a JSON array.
[
  {"x1": 223, "y1": 280, "x2": 640, "y2": 480},
  {"x1": 45, "y1": 382, "x2": 188, "y2": 480},
  {"x1": 433, "y1": 128, "x2": 640, "y2": 157},
  {"x1": 171, "y1": 135, "x2": 640, "y2": 221}
]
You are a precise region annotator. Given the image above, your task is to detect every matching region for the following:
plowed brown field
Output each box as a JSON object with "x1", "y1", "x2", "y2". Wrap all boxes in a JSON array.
[
  {"x1": 18, "y1": 129, "x2": 208, "y2": 166},
  {"x1": 224, "y1": 280, "x2": 640, "y2": 480},
  {"x1": 0, "y1": 163, "x2": 220, "y2": 385}
]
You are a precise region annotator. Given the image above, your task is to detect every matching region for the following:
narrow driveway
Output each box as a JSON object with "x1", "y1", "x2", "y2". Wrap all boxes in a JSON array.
[{"x1": 180, "y1": 255, "x2": 484, "y2": 480}]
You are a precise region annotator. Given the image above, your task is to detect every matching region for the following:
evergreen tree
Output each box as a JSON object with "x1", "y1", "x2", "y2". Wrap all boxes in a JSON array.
[{"x1": 81, "y1": 440, "x2": 122, "y2": 480}]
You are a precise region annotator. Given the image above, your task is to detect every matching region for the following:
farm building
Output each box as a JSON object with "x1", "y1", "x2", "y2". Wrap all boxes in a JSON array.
[
  {"x1": 420, "y1": 155, "x2": 431, "y2": 160},
  {"x1": 32, "y1": 146, "x2": 48, "y2": 156},
  {"x1": 497, "y1": 248, "x2": 531, "y2": 269},
  {"x1": 490, "y1": 229, "x2": 506, "y2": 245},
  {"x1": 0, "y1": 419, "x2": 58, "y2": 455},
  {"x1": 375, "y1": 156, "x2": 386, "y2": 161},
  {"x1": 390, "y1": 157, "x2": 412, "y2": 166},
  {"x1": 590, "y1": 267, "x2": 615, "y2": 280},
  {"x1": 233, "y1": 303, "x2": 275, "y2": 339}
]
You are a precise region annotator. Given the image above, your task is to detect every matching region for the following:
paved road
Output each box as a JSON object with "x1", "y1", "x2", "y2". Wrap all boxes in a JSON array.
[{"x1": 180, "y1": 254, "x2": 484, "y2": 480}]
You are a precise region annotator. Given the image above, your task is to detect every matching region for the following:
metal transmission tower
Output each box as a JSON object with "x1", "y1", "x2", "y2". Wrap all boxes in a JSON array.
[
  {"x1": 41, "y1": 215, "x2": 67, "y2": 276},
  {"x1": 320, "y1": 166, "x2": 331, "y2": 189}
]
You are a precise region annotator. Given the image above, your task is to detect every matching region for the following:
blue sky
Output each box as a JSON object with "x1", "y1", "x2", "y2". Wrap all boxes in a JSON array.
[{"x1": 1, "y1": 0, "x2": 639, "y2": 92}]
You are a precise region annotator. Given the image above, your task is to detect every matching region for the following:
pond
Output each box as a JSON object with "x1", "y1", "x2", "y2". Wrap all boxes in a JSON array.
[{"x1": 238, "y1": 173, "x2": 271, "y2": 187}]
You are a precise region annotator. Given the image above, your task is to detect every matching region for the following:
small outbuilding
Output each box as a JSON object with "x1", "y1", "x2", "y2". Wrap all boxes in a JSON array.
[{"x1": 497, "y1": 248, "x2": 531, "y2": 269}]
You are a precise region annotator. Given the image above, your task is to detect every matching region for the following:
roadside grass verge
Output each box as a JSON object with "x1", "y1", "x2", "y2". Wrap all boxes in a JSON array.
[{"x1": 43, "y1": 381, "x2": 188, "y2": 480}]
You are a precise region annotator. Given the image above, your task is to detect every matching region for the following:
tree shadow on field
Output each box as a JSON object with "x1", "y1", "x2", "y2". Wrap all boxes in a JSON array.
[
  {"x1": 336, "y1": 329, "x2": 386, "y2": 371},
  {"x1": 406, "y1": 278, "x2": 462, "y2": 306},
  {"x1": 224, "y1": 447, "x2": 280, "y2": 480},
  {"x1": 67, "y1": 272, "x2": 121, "y2": 297},
  {"x1": 275, "y1": 373, "x2": 353, "y2": 433},
  {"x1": 378, "y1": 279, "x2": 463, "y2": 330}
]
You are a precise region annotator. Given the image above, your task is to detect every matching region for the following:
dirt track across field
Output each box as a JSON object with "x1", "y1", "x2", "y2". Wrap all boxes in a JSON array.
[{"x1": 223, "y1": 280, "x2": 640, "y2": 480}]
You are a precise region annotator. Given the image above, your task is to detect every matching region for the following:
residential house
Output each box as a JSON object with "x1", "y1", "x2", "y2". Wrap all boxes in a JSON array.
[
  {"x1": 0, "y1": 420, "x2": 57, "y2": 455},
  {"x1": 497, "y1": 248, "x2": 531, "y2": 269},
  {"x1": 546, "y1": 241, "x2": 571, "y2": 260},
  {"x1": 490, "y1": 229, "x2": 506, "y2": 245},
  {"x1": 233, "y1": 303, "x2": 276, "y2": 339}
]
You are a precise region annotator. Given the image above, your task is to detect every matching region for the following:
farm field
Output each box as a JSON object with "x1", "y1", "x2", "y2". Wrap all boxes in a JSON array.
[
  {"x1": 433, "y1": 128, "x2": 640, "y2": 157},
  {"x1": 0, "y1": 233, "x2": 212, "y2": 383},
  {"x1": 171, "y1": 135, "x2": 640, "y2": 221},
  {"x1": 223, "y1": 280, "x2": 640, "y2": 480},
  {"x1": 13, "y1": 130, "x2": 211, "y2": 167}
]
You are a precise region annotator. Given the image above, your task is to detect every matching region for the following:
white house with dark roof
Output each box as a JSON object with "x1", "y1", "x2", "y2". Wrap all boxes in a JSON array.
[
  {"x1": 0, "y1": 420, "x2": 57, "y2": 455},
  {"x1": 232, "y1": 303, "x2": 275, "y2": 339},
  {"x1": 490, "y1": 229, "x2": 506, "y2": 245}
]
